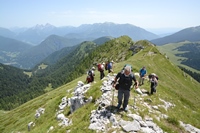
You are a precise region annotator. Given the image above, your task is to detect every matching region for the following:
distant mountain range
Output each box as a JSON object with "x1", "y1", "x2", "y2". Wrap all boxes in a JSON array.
[
  {"x1": 151, "y1": 26, "x2": 200, "y2": 45},
  {"x1": 64, "y1": 22, "x2": 159, "y2": 41},
  {"x1": 0, "y1": 22, "x2": 159, "y2": 45},
  {"x1": 0, "y1": 23, "x2": 200, "y2": 69}
]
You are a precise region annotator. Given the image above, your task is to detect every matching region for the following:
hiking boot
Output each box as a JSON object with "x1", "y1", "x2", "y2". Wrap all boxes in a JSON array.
[
  {"x1": 116, "y1": 104, "x2": 121, "y2": 109},
  {"x1": 124, "y1": 106, "x2": 128, "y2": 112}
]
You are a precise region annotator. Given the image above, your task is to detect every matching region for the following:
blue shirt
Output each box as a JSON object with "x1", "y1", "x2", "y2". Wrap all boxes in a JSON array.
[{"x1": 140, "y1": 68, "x2": 147, "y2": 77}]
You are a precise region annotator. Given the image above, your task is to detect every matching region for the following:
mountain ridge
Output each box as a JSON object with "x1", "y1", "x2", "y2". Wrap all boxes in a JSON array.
[
  {"x1": 0, "y1": 39, "x2": 199, "y2": 132},
  {"x1": 151, "y1": 25, "x2": 200, "y2": 45},
  {"x1": 1, "y1": 22, "x2": 159, "y2": 45}
]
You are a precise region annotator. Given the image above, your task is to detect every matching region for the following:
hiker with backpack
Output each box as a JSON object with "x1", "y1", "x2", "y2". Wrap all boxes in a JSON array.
[
  {"x1": 105, "y1": 61, "x2": 108, "y2": 71},
  {"x1": 112, "y1": 65, "x2": 139, "y2": 111},
  {"x1": 97, "y1": 62, "x2": 105, "y2": 80},
  {"x1": 149, "y1": 73, "x2": 158, "y2": 94},
  {"x1": 107, "y1": 60, "x2": 114, "y2": 73},
  {"x1": 86, "y1": 67, "x2": 95, "y2": 83},
  {"x1": 139, "y1": 66, "x2": 147, "y2": 86}
]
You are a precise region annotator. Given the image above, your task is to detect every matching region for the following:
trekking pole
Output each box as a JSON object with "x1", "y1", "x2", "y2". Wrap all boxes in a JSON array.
[
  {"x1": 133, "y1": 94, "x2": 136, "y2": 109},
  {"x1": 133, "y1": 84, "x2": 137, "y2": 109},
  {"x1": 111, "y1": 81, "x2": 115, "y2": 112}
]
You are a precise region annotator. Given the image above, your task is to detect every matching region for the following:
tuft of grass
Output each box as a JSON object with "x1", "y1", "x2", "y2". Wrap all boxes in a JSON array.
[{"x1": 166, "y1": 117, "x2": 180, "y2": 126}]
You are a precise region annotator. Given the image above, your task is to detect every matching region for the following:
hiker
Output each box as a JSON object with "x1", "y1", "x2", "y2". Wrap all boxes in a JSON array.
[
  {"x1": 86, "y1": 67, "x2": 95, "y2": 83},
  {"x1": 113, "y1": 65, "x2": 139, "y2": 111},
  {"x1": 149, "y1": 73, "x2": 158, "y2": 94},
  {"x1": 139, "y1": 66, "x2": 147, "y2": 85},
  {"x1": 107, "y1": 60, "x2": 114, "y2": 73},
  {"x1": 105, "y1": 61, "x2": 108, "y2": 71},
  {"x1": 97, "y1": 62, "x2": 105, "y2": 80}
]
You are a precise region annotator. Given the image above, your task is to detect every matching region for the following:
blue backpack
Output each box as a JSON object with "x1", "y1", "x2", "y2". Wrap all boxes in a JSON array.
[{"x1": 107, "y1": 62, "x2": 112, "y2": 69}]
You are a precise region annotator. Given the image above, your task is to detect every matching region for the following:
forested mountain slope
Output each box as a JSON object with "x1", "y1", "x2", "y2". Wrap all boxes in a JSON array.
[
  {"x1": 0, "y1": 63, "x2": 31, "y2": 110},
  {"x1": 158, "y1": 41, "x2": 200, "y2": 82}
]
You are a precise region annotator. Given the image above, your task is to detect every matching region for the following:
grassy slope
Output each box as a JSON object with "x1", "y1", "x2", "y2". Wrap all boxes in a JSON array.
[
  {"x1": 157, "y1": 41, "x2": 200, "y2": 73},
  {"x1": 0, "y1": 43, "x2": 200, "y2": 133}
]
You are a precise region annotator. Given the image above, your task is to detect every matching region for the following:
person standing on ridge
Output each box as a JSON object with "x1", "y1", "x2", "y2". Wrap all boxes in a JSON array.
[
  {"x1": 139, "y1": 66, "x2": 147, "y2": 85},
  {"x1": 113, "y1": 65, "x2": 139, "y2": 112},
  {"x1": 149, "y1": 73, "x2": 158, "y2": 94}
]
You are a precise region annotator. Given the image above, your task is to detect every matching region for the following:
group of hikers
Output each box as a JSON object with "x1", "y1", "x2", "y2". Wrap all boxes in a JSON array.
[
  {"x1": 86, "y1": 60, "x2": 114, "y2": 83},
  {"x1": 86, "y1": 61, "x2": 158, "y2": 112}
]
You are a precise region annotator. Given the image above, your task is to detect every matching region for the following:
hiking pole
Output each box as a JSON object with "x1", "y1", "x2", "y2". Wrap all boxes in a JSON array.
[
  {"x1": 133, "y1": 84, "x2": 137, "y2": 109},
  {"x1": 133, "y1": 94, "x2": 136, "y2": 109},
  {"x1": 111, "y1": 81, "x2": 115, "y2": 112}
]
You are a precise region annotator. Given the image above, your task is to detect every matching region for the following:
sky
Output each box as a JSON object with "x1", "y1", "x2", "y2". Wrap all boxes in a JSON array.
[{"x1": 1, "y1": 0, "x2": 200, "y2": 33}]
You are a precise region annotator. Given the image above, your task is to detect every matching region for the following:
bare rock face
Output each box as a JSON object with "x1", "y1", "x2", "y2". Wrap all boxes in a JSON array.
[{"x1": 55, "y1": 81, "x2": 92, "y2": 127}]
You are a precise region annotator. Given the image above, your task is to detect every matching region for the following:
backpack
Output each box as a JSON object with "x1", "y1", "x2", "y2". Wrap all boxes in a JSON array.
[
  {"x1": 86, "y1": 75, "x2": 92, "y2": 83},
  {"x1": 117, "y1": 72, "x2": 133, "y2": 89},
  {"x1": 107, "y1": 62, "x2": 112, "y2": 69},
  {"x1": 155, "y1": 76, "x2": 159, "y2": 80},
  {"x1": 97, "y1": 64, "x2": 104, "y2": 71},
  {"x1": 148, "y1": 73, "x2": 159, "y2": 80},
  {"x1": 88, "y1": 70, "x2": 93, "y2": 76}
]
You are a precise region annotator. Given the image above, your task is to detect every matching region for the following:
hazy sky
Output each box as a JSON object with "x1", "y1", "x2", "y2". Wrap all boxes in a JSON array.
[{"x1": 1, "y1": 0, "x2": 200, "y2": 31}]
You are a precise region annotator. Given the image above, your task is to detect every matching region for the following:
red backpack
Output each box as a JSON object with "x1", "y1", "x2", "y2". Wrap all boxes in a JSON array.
[{"x1": 97, "y1": 64, "x2": 103, "y2": 71}]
